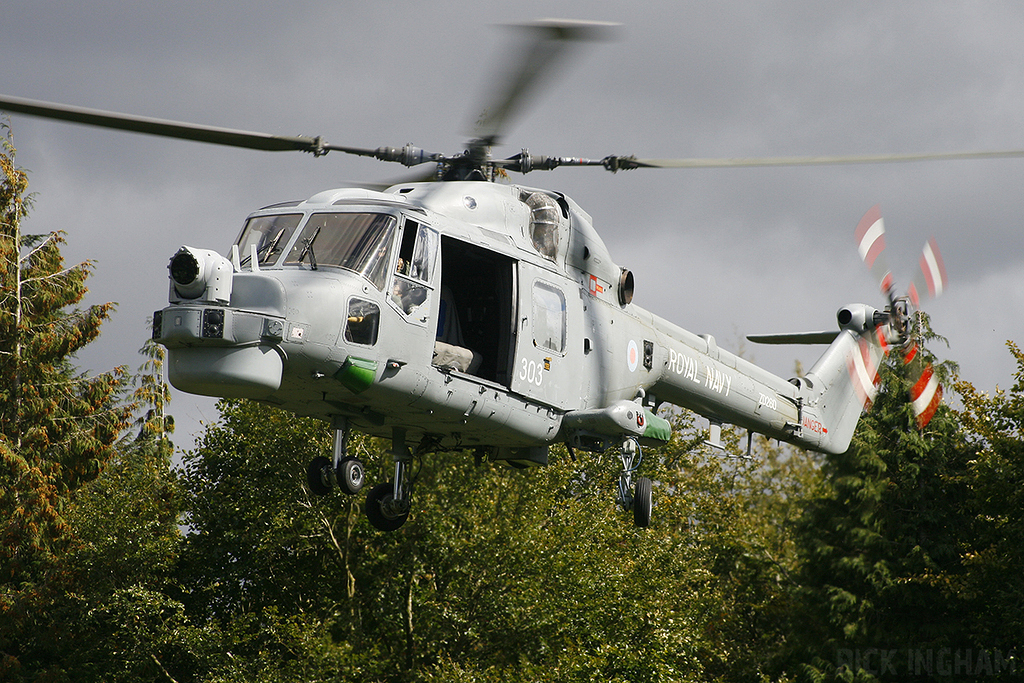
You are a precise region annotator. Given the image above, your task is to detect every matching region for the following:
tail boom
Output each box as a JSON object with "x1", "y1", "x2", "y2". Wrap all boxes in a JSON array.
[{"x1": 644, "y1": 307, "x2": 882, "y2": 455}]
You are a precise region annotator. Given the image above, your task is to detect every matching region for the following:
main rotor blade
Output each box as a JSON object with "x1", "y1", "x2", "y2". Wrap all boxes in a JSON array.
[
  {"x1": 0, "y1": 94, "x2": 378, "y2": 157},
  {"x1": 746, "y1": 330, "x2": 839, "y2": 345},
  {"x1": 471, "y1": 19, "x2": 618, "y2": 146},
  {"x1": 611, "y1": 148, "x2": 1024, "y2": 170}
]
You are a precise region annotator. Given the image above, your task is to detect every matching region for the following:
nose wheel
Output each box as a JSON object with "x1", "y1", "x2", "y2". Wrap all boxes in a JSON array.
[
  {"x1": 365, "y1": 481, "x2": 410, "y2": 531},
  {"x1": 336, "y1": 456, "x2": 365, "y2": 495},
  {"x1": 632, "y1": 476, "x2": 652, "y2": 528},
  {"x1": 306, "y1": 420, "x2": 365, "y2": 497},
  {"x1": 306, "y1": 456, "x2": 334, "y2": 496}
]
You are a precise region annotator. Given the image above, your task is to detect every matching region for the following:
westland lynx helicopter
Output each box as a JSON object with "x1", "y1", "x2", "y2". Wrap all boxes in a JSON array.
[{"x1": 1, "y1": 21, "x2": 954, "y2": 531}]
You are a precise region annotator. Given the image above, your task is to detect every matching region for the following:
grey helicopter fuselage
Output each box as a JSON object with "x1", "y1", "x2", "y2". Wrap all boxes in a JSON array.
[{"x1": 155, "y1": 180, "x2": 877, "y2": 463}]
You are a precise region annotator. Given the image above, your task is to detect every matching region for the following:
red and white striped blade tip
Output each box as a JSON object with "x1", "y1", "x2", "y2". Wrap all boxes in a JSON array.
[
  {"x1": 855, "y1": 204, "x2": 886, "y2": 269},
  {"x1": 911, "y1": 364, "x2": 943, "y2": 429}
]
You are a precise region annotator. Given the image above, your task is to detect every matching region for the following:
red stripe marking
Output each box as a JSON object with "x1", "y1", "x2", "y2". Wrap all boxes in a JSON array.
[
  {"x1": 911, "y1": 364, "x2": 934, "y2": 400},
  {"x1": 880, "y1": 271, "x2": 894, "y2": 295},
  {"x1": 847, "y1": 338, "x2": 879, "y2": 410},
  {"x1": 903, "y1": 343, "x2": 917, "y2": 365},
  {"x1": 916, "y1": 383, "x2": 942, "y2": 429},
  {"x1": 907, "y1": 282, "x2": 920, "y2": 308},
  {"x1": 920, "y1": 238, "x2": 947, "y2": 298},
  {"x1": 876, "y1": 328, "x2": 890, "y2": 356}
]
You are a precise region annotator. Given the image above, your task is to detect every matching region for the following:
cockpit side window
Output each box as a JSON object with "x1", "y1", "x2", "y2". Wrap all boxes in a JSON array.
[
  {"x1": 390, "y1": 220, "x2": 438, "y2": 321},
  {"x1": 396, "y1": 220, "x2": 438, "y2": 283},
  {"x1": 235, "y1": 214, "x2": 302, "y2": 267},
  {"x1": 283, "y1": 212, "x2": 398, "y2": 291}
]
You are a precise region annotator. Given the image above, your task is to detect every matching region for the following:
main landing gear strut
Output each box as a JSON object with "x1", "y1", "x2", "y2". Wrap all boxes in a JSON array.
[
  {"x1": 365, "y1": 428, "x2": 412, "y2": 531},
  {"x1": 617, "y1": 437, "x2": 653, "y2": 528},
  {"x1": 307, "y1": 418, "x2": 366, "y2": 497},
  {"x1": 305, "y1": 423, "x2": 413, "y2": 532},
  {"x1": 310, "y1": 424, "x2": 649, "y2": 531}
]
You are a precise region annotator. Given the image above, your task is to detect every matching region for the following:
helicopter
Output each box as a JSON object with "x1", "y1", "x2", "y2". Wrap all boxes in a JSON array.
[{"x1": 0, "y1": 20, "x2": 949, "y2": 531}]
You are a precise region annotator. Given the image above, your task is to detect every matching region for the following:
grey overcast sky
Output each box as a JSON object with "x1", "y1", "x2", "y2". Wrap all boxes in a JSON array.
[{"x1": 3, "y1": 1, "x2": 1022, "y2": 451}]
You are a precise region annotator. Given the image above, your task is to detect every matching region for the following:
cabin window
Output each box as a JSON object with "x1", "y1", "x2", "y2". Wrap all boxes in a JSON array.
[
  {"x1": 390, "y1": 277, "x2": 429, "y2": 317},
  {"x1": 344, "y1": 298, "x2": 380, "y2": 346},
  {"x1": 283, "y1": 212, "x2": 397, "y2": 291},
  {"x1": 235, "y1": 213, "x2": 302, "y2": 267},
  {"x1": 532, "y1": 281, "x2": 566, "y2": 353}
]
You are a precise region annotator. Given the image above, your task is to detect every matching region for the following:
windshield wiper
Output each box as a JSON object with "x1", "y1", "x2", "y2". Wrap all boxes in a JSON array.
[
  {"x1": 298, "y1": 225, "x2": 321, "y2": 270},
  {"x1": 240, "y1": 227, "x2": 287, "y2": 267}
]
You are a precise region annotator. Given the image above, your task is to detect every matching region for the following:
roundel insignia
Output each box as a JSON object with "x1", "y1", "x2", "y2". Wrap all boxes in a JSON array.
[
  {"x1": 627, "y1": 339, "x2": 639, "y2": 372},
  {"x1": 637, "y1": 411, "x2": 645, "y2": 428}
]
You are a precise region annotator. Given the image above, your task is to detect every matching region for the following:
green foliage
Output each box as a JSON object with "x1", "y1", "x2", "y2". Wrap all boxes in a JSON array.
[
  {"x1": 171, "y1": 403, "x2": 820, "y2": 682},
  {"x1": 954, "y1": 342, "x2": 1024, "y2": 656},
  {"x1": 0, "y1": 121, "x2": 139, "y2": 681},
  {"x1": 781, "y1": 340, "x2": 1024, "y2": 681},
  {"x1": 0, "y1": 341, "x2": 185, "y2": 682},
  {"x1": 180, "y1": 399, "x2": 342, "y2": 619},
  {"x1": 0, "y1": 137, "x2": 129, "y2": 483}
]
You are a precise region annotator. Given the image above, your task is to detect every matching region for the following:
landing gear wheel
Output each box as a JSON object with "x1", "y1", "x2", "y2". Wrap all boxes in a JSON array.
[
  {"x1": 633, "y1": 476, "x2": 652, "y2": 528},
  {"x1": 365, "y1": 482, "x2": 409, "y2": 532},
  {"x1": 337, "y1": 457, "x2": 365, "y2": 495},
  {"x1": 307, "y1": 456, "x2": 333, "y2": 496}
]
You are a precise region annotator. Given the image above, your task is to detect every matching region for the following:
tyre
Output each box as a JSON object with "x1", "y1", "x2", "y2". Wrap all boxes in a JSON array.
[
  {"x1": 337, "y1": 457, "x2": 365, "y2": 495},
  {"x1": 633, "y1": 476, "x2": 653, "y2": 528},
  {"x1": 365, "y1": 482, "x2": 409, "y2": 531},
  {"x1": 307, "y1": 456, "x2": 333, "y2": 496}
]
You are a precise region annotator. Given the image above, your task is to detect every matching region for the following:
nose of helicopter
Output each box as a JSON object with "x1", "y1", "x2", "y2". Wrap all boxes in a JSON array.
[{"x1": 154, "y1": 245, "x2": 286, "y2": 398}]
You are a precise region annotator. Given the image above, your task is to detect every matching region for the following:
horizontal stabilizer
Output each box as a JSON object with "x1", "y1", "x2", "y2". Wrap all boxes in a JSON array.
[{"x1": 746, "y1": 330, "x2": 839, "y2": 345}]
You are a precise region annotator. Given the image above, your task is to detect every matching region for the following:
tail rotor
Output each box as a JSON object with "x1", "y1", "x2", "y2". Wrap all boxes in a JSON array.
[{"x1": 853, "y1": 205, "x2": 947, "y2": 429}]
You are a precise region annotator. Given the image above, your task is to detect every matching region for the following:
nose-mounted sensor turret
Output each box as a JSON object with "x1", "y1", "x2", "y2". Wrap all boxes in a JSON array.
[{"x1": 168, "y1": 246, "x2": 233, "y2": 303}]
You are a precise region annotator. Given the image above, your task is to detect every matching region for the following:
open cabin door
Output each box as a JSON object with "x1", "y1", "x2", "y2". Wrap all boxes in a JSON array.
[
  {"x1": 437, "y1": 236, "x2": 516, "y2": 386},
  {"x1": 512, "y1": 261, "x2": 582, "y2": 410}
]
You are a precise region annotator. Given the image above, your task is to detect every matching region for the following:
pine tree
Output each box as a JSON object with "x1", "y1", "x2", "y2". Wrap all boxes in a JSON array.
[
  {"x1": 954, "y1": 342, "x2": 1024, "y2": 669},
  {"x1": 786, "y1": 340, "x2": 973, "y2": 681},
  {"x1": 0, "y1": 120, "x2": 134, "y2": 680}
]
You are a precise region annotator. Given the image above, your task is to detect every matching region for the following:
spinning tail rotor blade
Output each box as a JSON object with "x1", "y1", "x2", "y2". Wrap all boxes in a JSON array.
[
  {"x1": 902, "y1": 237, "x2": 946, "y2": 429},
  {"x1": 909, "y1": 356, "x2": 943, "y2": 429},
  {"x1": 848, "y1": 336, "x2": 885, "y2": 411},
  {"x1": 854, "y1": 204, "x2": 893, "y2": 296},
  {"x1": 908, "y1": 237, "x2": 948, "y2": 306},
  {"x1": 851, "y1": 206, "x2": 947, "y2": 429}
]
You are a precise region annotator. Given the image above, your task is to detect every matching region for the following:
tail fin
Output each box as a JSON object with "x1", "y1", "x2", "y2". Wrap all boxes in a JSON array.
[
  {"x1": 798, "y1": 325, "x2": 886, "y2": 454},
  {"x1": 805, "y1": 327, "x2": 891, "y2": 453}
]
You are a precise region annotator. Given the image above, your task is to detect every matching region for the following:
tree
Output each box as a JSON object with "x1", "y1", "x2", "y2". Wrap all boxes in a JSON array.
[
  {"x1": 953, "y1": 342, "x2": 1024, "y2": 668},
  {"x1": 178, "y1": 399, "x2": 369, "y2": 681},
  {"x1": 785, "y1": 340, "x2": 976, "y2": 681},
  {"x1": 0, "y1": 120, "x2": 134, "y2": 680},
  {"x1": 176, "y1": 401, "x2": 825, "y2": 682},
  {"x1": 58, "y1": 339, "x2": 189, "y2": 681}
]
